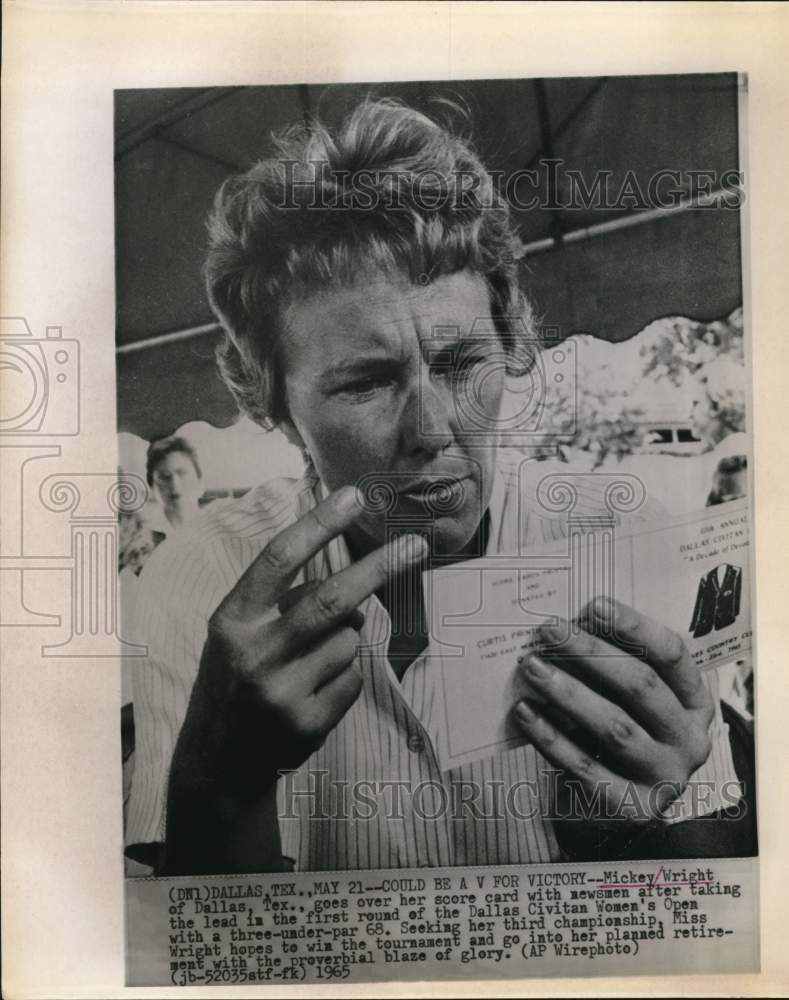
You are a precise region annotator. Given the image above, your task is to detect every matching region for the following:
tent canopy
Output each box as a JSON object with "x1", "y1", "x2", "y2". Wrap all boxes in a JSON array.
[{"x1": 115, "y1": 74, "x2": 742, "y2": 439}]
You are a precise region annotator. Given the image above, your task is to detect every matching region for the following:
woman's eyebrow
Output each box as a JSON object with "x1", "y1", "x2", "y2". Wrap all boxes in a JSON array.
[
  {"x1": 421, "y1": 334, "x2": 496, "y2": 357},
  {"x1": 317, "y1": 333, "x2": 493, "y2": 386},
  {"x1": 318, "y1": 356, "x2": 401, "y2": 385}
]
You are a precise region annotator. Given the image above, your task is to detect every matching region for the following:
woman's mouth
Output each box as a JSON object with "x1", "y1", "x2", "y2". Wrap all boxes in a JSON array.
[{"x1": 399, "y1": 475, "x2": 471, "y2": 513}]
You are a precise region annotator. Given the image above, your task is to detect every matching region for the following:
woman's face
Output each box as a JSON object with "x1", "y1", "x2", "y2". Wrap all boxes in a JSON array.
[{"x1": 280, "y1": 268, "x2": 507, "y2": 556}]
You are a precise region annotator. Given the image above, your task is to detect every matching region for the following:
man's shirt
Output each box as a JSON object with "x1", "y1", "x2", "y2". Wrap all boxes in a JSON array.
[{"x1": 126, "y1": 450, "x2": 739, "y2": 869}]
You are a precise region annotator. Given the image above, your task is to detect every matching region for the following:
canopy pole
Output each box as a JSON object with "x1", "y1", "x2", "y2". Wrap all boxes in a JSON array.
[
  {"x1": 522, "y1": 186, "x2": 734, "y2": 256},
  {"x1": 116, "y1": 322, "x2": 221, "y2": 355}
]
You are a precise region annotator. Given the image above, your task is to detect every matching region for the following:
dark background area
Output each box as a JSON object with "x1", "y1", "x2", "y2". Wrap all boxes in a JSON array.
[{"x1": 115, "y1": 74, "x2": 743, "y2": 440}]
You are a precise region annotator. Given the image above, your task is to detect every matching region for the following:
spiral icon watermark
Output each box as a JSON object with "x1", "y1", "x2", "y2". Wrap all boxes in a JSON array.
[{"x1": 356, "y1": 470, "x2": 472, "y2": 522}]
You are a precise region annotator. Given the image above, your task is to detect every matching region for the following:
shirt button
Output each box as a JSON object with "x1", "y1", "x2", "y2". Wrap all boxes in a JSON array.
[{"x1": 407, "y1": 734, "x2": 425, "y2": 753}]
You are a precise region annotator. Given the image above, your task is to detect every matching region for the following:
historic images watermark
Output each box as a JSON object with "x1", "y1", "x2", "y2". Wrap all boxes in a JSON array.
[
  {"x1": 278, "y1": 769, "x2": 746, "y2": 825},
  {"x1": 272, "y1": 160, "x2": 745, "y2": 213}
]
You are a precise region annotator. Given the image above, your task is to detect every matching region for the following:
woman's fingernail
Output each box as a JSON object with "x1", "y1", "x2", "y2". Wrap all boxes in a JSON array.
[
  {"x1": 337, "y1": 485, "x2": 362, "y2": 513},
  {"x1": 515, "y1": 700, "x2": 537, "y2": 723},
  {"x1": 519, "y1": 679, "x2": 548, "y2": 704},
  {"x1": 538, "y1": 620, "x2": 564, "y2": 641},
  {"x1": 592, "y1": 596, "x2": 615, "y2": 622},
  {"x1": 400, "y1": 534, "x2": 427, "y2": 560},
  {"x1": 526, "y1": 654, "x2": 553, "y2": 682}
]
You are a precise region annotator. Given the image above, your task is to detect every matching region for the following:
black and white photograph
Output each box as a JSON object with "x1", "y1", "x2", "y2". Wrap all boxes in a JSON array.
[
  {"x1": 113, "y1": 74, "x2": 757, "y2": 983},
  {"x1": 9, "y1": 5, "x2": 789, "y2": 996}
]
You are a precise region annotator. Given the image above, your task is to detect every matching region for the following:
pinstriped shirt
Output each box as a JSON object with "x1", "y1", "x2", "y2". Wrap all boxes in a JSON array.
[{"x1": 126, "y1": 450, "x2": 738, "y2": 870}]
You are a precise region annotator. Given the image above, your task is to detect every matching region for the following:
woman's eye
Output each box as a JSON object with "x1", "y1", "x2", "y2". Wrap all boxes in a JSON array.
[
  {"x1": 338, "y1": 376, "x2": 391, "y2": 397},
  {"x1": 451, "y1": 355, "x2": 487, "y2": 380}
]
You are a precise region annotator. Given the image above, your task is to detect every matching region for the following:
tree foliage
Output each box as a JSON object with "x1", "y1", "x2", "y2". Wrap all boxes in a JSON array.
[{"x1": 534, "y1": 307, "x2": 744, "y2": 467}]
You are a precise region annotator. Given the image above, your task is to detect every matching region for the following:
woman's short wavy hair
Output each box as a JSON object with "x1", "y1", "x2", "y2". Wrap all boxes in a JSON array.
[{"x1": 205, "y1": 98, "x2": 535, "y2": 429}]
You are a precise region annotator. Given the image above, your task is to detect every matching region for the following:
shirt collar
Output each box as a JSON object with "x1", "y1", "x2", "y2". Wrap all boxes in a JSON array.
[{"x1": 485, "y1": 459, "x2": 509, "y2": 554}]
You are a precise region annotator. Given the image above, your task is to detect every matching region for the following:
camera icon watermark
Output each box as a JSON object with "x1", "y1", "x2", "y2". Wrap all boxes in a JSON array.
[
  {"x1": 0, "y1": 315, "x2": 147, "y2": 656},
  {"x1": 0, "y1": 318, "x2": 80, "y2": 436},
  {"x1": 418, "y1": 317, "x2": 577, "y2": 444}
]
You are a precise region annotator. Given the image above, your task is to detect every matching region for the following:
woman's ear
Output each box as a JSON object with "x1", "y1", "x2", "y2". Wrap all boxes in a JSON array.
[
  {"x1": 279, "y1": 418, "x2": 306, "y2": 452},
  {"x1": 279, "y1": 419, "x2": 314, "y2": 472}
]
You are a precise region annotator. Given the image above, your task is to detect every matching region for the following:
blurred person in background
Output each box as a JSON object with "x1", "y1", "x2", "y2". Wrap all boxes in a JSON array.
[
  {"x1": 146, "y1": 436, "x2": 205, "y2": 533},
  {"x1": 706, "y1": 454, "x2": 748, "y2": 506},
  {"x1": 690, "y1": 358, "x2": 747, "y2": 450}
]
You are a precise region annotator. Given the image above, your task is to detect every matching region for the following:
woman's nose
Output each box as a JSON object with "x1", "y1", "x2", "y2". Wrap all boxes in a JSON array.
[{"x1": 402, "y1": 374, "x2": 454, "y2": 455}]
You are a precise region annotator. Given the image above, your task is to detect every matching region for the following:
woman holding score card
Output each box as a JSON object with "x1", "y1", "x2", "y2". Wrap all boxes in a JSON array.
[{"x1": 126, "y1": 99, "x2": 748, "y2": 875}]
